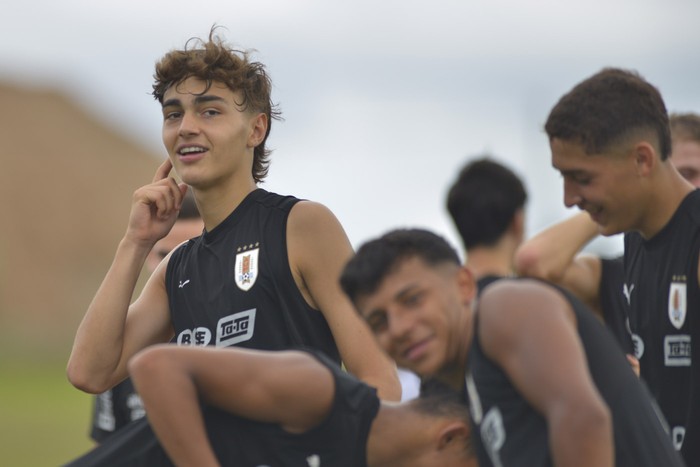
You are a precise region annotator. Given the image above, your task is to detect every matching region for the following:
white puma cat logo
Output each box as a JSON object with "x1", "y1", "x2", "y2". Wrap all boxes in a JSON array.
[{"x1": 623, "y1": 283, "x2": 635, "y2": 305}]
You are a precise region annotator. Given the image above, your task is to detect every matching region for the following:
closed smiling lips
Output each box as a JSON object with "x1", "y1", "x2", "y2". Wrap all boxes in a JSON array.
[{"x1": 401, "y1": 337, "x2": 432, "y2": 363}]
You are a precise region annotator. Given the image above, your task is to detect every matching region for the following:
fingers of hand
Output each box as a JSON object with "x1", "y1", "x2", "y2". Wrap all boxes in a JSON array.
[
  {"x1": 136, "y1": 178, "x2": 183, "y2": 220},
  {"x1": 153, "y1": 159, "x2": 174, "y2": 183}
]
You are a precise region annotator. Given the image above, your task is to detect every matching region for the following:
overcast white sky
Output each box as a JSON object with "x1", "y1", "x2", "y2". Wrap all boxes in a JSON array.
[{"x1": 2, "y1": 0, "x2": 699, "y2": 255}]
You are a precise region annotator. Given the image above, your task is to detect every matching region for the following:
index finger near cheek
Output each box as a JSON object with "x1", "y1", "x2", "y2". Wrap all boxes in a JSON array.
[{"x1": 153, "y1": 159, "x2": 174, "y2": 183}]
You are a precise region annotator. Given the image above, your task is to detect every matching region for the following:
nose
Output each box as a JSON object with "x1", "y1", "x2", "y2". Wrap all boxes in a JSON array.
[
  {"x1": 178, "y1": 111, "x2": 200, "y2": 137},
  {"x1": 562, "y1": 178, "x2": 582, "y2": 208},
  {"x1": 387, "y1": 308, "x2": 414, "y2": 342}
]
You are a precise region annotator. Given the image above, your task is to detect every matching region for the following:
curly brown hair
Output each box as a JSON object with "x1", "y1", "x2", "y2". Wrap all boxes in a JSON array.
[{"x1": 153, "y1": 27, "x2": 281, "y2": 183}]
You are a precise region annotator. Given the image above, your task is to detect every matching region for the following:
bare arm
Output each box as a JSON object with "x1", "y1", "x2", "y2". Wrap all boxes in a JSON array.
[
  {"x1": 514, "y1": 212, "x2": 605, "y2": 317},
  {"x1": 287, "y1": 201, "x2": 401, "y2": 401},
  {"x1": 67, "y1": 160, "x2": 185, "y2": 393},
  {"x1": 128, "y1": 346, "x2": 335, "y2": 467},
  {"x1": 479, "y1": 280, "x2": 614, "y2": 467}
]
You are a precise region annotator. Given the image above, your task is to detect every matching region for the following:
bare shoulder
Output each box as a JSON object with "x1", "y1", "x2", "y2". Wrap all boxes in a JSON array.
[
  {"x1": 479, "y1": 278, "x2": 570, "y2": 316},
  {"x1": 478, "y1": 279, "x2": 576, "y2": 348},
  {"x1": 287, "y1": 200, "x2": 352, "y2": 256},
  {"x1": 285, "y1": 200, "x2": 353, "y2": 308},
  {"x1": 288, "y1": 200, "x2": 342, "y2": 231}
]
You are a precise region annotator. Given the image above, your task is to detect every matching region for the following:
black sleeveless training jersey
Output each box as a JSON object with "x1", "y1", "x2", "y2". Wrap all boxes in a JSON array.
[
  {"x1": 63, "y1": 350, "x2": 380, "y2": 467},
  {"x1": 165, "y1": 189, "x2": 340, "y2": 363},
  {"x1": 477, "y1": 275, "x2": 503, "y2": 293},
  {"x1": 599, "y1": 256, "x2": 634, "y2": 354},
  {"x1": 478, "y1": 270, "x2": 634, "y2": 355},
  {"x1": 90, "y1": 378, "x2": 144, "y2": 442},
  {"x1": 624, "y1": 188, "x2": 700, "y2": 464},
  {"x1": 464, "y1": 279, "x2": 684, "y2": 467}
]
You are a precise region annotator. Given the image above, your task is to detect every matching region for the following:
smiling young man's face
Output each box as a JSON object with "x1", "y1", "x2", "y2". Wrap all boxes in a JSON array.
[
  {"x1": 550, "y1": 138, "x2": 645, "y2": 237},
  {"x1": 160, "y1": 77, "x2": 266, "y2": 190},
  {"x1": 354, "y1": 256, "x2": 475, "y2": 380}
]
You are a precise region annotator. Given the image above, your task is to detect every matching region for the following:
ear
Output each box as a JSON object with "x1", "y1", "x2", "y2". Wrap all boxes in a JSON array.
[
  {"x1": 456, "y1": 266, "x2": 477, "y2": 304},
  {"x1": 632, "y1": 141, "x2": 655, "y2": 177},
  {"x1": 247, "y1": 112, "x2": 268, "y2": 148},
  {"x1": 437, "y1": 421, "x2": 470, "y2": 450}
]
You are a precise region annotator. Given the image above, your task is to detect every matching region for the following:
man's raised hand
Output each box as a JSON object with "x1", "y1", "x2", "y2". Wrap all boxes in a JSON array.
[{"x1": 125, "y1": 159, "x2": 189, "y2": 246}]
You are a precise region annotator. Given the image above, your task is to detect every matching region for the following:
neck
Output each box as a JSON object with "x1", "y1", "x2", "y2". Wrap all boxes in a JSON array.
[
  {"x1": 638, "y1": 163, "x2": 695, "y2": 239},
  {"x1": 465, "y1": 237, "x2": 518, "y2": 280},
  {"x1": 193, "y1": 177, "x2": 258, "y2": 232}
]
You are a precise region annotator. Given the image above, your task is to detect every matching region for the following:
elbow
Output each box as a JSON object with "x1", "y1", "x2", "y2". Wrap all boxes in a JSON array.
[
  {"x1": 584, "y1": 402, "x2": 612, "y2": 434},
  {"x1": 66, "y1": 351, "x2": 122, "y2": 394},
  {"x1": 514, "y1": 247, "x2": 545, "y2": 278},
  {"x1": 554, "y1": 398, "x2": 612, "y2": 446},
  {"x1": 66, "y1": 362, "x2": 110, "y2": 395},
  {"x1": 127, "y1": 347, "x2": 156, "y2": 384},
  {"x1": 359, "y1": 367, "x2": 402, "y2": 402},
  {"x1": 513, "y1": 247, "x2": 564, "y2": 283},
  {"x1": 576, "y1": 402, "x2": 613, "y2": 454},
  {"x1": 127, "y1": 344, "x2": 174, "y2": 389}
]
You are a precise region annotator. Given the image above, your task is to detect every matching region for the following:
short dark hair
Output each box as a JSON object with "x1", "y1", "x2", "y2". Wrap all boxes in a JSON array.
[
  {"x1": 415, "y1": 378, "x2": 469, "y2": 419},
  {"x1": 340, "y1": 228, "x2": 460, "y2": 305},
  {"x1": 545, "y1": 67, "x2": 671, "y2": 159},
  {"x1": 446, "y1": 157, "x2": 527, "y2": 250},
  {"x1": 152, "y1": 26, "x2": 281, "y2": 183},
  {"x1": 670, "y1": 112, "x2": 700, "y2": 145},
  {"x1": 413, "y1": 378, "x2": 473, "y2": 457}
]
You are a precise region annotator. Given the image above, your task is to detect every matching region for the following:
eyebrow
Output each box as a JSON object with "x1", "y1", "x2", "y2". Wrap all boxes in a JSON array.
[
  {"x1": 558, "y1": 168, "x2": 591, "y2": 178},
  {"x1": 162, "y1": 94, "x2": 227, "y2": 108}
]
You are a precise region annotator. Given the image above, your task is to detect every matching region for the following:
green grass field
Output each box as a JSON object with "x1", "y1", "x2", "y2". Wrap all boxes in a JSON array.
[{"x1": 0, "y1": 357, "x2": 94, "y2": 466}]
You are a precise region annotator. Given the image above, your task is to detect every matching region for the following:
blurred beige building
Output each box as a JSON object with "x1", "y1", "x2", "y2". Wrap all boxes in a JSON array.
[{"x1": 0, "y1": 82, "x2": 159, "y2": 361}]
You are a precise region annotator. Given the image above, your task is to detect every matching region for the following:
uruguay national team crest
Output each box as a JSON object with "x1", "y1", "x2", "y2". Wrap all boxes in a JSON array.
[
  {"x1": 235, "y1": 247, "x2": 259, "y2": 291},
  {"x1": 668, "y1": 281, "x2": 687, "y2": 330}
]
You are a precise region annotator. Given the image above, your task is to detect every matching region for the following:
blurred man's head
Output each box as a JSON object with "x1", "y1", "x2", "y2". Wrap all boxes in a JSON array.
[
  {"x1": 670, "y1": 112, "x2": 700, "y2": 188},
  {"x1": 340, "y1": 229, "x2": 476, "y2": 379},
  {"x1": 446, "y1": 157, "x2": 527, "y2": 252}
]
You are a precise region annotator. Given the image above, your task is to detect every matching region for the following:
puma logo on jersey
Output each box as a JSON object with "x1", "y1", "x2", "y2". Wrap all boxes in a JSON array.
[{"x1": 623, "y1": 283, "x2": 635, "y2": 305}]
